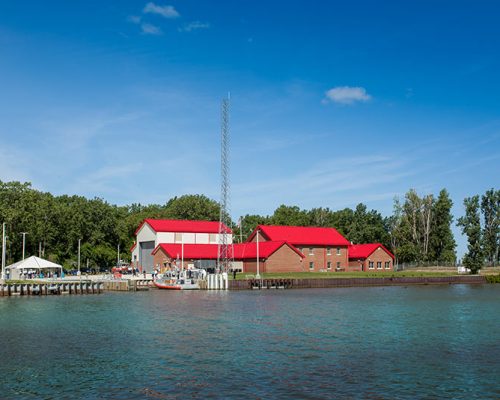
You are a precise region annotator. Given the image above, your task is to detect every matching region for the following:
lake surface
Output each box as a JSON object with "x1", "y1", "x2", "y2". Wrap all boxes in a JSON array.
[{"x1": 1, "y1": 285, "x2": 499, "y2": 399}]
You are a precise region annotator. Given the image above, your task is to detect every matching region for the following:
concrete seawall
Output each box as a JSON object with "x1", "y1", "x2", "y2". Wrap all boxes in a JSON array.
[{"x1": 229, "y1": 275, "x2": 487, "y2": 290}]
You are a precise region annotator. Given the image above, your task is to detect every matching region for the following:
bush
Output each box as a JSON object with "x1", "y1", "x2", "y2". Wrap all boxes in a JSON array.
[{"x1": 485, "y1": 274, "x2": 500, "y2": 283}]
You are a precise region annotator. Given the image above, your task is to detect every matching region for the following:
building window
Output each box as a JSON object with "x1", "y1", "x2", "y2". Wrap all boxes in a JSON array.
[
  {"x1": 326, "y1": 247, "x2": 331, "y2": 255},
  {"x1": 336, "y1": 261, "x2": 341, "y2": 270},
  {"x1": 209, "y1": 233, "x2": 217, "y2": 243},
  {"x1": 377, "y1": 262, "x2": 382, "y2": 269},
  {"x1": 327, "y1": 261, "x2": 331, "y2": 270},
  {"x1": 385, "y1": 261, "x2": 391, "y2": 269},
  {"x1": 309, "y1": 262, "x2": 314, "y2": 270},
  {"x1": 174, "y1": 233, "x2": 183, "y2": 243},
  {"x1": 336, "y1": 247, "x2": 341, "y2": 255},
  {"x1": 369, "y1": 261, "x2": 374, "y2": 269},
  {"x1": 309, "y1": 248, "x2": 314, "y2": 255}
]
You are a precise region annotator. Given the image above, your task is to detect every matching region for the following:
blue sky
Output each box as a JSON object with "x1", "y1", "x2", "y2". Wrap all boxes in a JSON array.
[{"x1": 1, "y1": 1, "x2": 499, "y2": 257}]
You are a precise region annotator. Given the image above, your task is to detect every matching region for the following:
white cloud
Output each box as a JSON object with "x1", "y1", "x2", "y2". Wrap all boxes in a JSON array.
[
  {"x1": 141, "y1": 23, "x2": 162, "y2": 35},
  {"x1": 143, "y1": 2, "x2": 180, "y2": 18},
  {"x1": 324, "y1": 86, "x2": 372, "y2": 105},
  {"x1": 127, "y1": 15, "x2": 142, "y2": 24},
  {"x1": 178, "y1": 21, "x2": 210, "y2": 32}
]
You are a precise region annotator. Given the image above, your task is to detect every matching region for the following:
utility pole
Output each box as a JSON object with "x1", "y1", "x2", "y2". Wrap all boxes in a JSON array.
[
  {"x1": 21, "y1": 232, "x2": 28, "y2": 260},
  {"x1": 1, "y1": 223, "x2": 6, "y2": 280}
]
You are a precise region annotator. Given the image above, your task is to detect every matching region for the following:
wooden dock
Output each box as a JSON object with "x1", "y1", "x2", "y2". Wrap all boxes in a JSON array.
[{"x1": 0, "y1": 282, "x2": 103, "y2": 296}]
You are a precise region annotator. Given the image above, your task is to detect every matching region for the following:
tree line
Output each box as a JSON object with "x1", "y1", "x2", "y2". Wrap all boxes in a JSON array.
[{"x1": 0, "y1": 180, "x2": 498, "y2": 272}]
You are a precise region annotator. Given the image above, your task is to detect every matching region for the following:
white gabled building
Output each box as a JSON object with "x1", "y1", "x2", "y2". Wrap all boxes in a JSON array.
[{"x1": 131, "y1": 219, "x2": 232, "y2": 271}]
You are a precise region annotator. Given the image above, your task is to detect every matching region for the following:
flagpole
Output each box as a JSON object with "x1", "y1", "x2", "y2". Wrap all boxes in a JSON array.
[{"x1": 1, "y1": 223, "x2": 6, "y2": 280}]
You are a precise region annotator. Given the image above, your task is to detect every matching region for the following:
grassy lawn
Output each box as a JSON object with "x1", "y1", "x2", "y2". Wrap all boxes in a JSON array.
[{"x1": 232, "y1": 271, "x2": 458, "y2": 280}]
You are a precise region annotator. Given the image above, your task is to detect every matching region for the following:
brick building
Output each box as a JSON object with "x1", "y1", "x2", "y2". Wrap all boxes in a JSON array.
[
  {"x1": 246, "y1": 225, "x2": 351, "y2": 272},
  {"x1": 348, "y1": 243, "x2": 394, "y2": 272},
  {"x1": 234, "y1": 241, "x2": 305, "y2": 274},
  {"x1": 151, "y1": 241, "x2": 304, "y2": 274}
]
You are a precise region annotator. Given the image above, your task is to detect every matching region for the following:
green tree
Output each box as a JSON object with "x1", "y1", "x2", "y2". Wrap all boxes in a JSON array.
[
  {"x1": 348, "y1": 203, "x2": 390, "y2": 246},
  {"x1": 391, "y1": 189, "x2": 434, "y2": 262},
  {"x1": 328, "y1": 208, "x2": 355, "y2": 237},
  {"x1": 429, "y1": 189, "x2": 456, "y2": 262},
  {"x1": 164, "y1": 195, "x2": 220, "y2": 221},
  {"x1": 481, "y1": 188, "x2": 500, "y2": 266},
  {"x1": 457, "y1": 196, "x2": 483, "y2": 274},
  {"x1": 270, "y1": 205, "x2": 310, "y2": 226},
  {"x1": 308, "y1": 207, "x2": 334, "y2": 227},
  {"x1": 238, "y1": 214, "x2": 271, "y2": 241}
]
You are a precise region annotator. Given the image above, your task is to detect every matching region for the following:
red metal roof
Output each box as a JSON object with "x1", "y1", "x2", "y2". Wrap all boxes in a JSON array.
[
  {"x1": 153, "y1": 243, "x2": 220, "y2": 259},
  {"x1": 234, "y1": 241, "x2": 304, "y2": 259},
  {"x1": 247, "y1": 225, "x2": 350, "y2": 246},
  {"x1": 348, "y1": 243, "x2": 395, "y2": 260},
  {"x1": 135, "y1": 219, "x2": 231, "y2": 235},
  {"x1": 130, "y1": 242, "x2": 137, "y2": 252},
  {"x1": 152, "y1": 241, "x2": 304, "y2": 260}
]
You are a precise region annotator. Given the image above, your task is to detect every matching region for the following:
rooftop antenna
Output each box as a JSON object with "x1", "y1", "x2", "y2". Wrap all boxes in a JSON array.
[{"x1": 217, "y1": 93, "x2": 234, "y2": 273}]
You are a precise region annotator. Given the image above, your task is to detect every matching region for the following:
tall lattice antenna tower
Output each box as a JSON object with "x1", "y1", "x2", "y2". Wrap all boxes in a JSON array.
[{"x1": 217, "y1": 93, "x2": 233, "y2": 272}]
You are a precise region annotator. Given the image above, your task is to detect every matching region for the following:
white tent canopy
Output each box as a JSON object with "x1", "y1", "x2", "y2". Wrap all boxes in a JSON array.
[{"x1": 6, "y1": 256, "x2": 63, "y2": 279}]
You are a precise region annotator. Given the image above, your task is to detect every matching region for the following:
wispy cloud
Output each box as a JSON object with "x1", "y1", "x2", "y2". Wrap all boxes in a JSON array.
[
  {"x1": 143, "y1": 2, "x2": 180, "y2": 18},
  {"x1": 324, "y1": 86, "x2": 372, "y2": 105},
  {"x1": 68, "y1": 164, "x2": 143, "y2": 196},
  {"x1": 178, "y1": 21, "x2": 210, "y2": 32},
  {"x1": 233, "y1": 154, "x2": 413, "y2": 215},
  {"x1": 141, "y1": 23, "x2": 162, "y2": 35},
  {"x1": 127, "y1": 15, "x2": 142, "y2": 24}
]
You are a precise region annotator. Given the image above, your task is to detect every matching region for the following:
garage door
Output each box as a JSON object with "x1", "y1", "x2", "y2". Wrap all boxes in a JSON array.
[{"x1": 139, "y1": 241, "x2": 155, "y2": 272}]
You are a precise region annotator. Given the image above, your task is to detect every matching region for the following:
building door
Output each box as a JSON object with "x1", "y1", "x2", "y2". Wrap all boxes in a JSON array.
[{"x1": 139, "y1": 241, "x2": 155, "y2": 272}]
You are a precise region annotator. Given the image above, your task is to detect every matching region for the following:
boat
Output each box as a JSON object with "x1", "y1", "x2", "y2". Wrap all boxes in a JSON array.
[{"x1": 153, "y1": 269, "x2": 205, "y2": 290}]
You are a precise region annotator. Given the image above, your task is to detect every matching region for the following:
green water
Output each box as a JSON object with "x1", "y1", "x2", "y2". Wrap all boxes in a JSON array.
[{"x1": 0, "y1": 285, "x2": 499, "y2": 399}]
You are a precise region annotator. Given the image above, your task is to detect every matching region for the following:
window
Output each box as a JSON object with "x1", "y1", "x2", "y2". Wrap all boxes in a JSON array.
[
  {"x1": 309, "y1": 261, "x2": 314, "y2": 270},
  {"x1": 368, "y1": 261, "x2": 374, "y2": 269},
  {"x1": 209, "y1": 234, "x2": 217, "y2": 243},
  {"x1": 385, "y1": 261, "x2": 391, "y2": 269},
  {"x1": 174, "y1": 233, "x2": 183, "y2": 243},
  {"x1": 327, "y1": 261, "x2": 331, "y2": 270},
  {"x1": 326, "y1": 247, "x2": 332, "y2": 255},
  {"x1": 336, "y1": 261, "x2": 341, "y2": 269},
  {"x1": 336, "y1": 247, "x2": 341, "y2": 255},
  {"x1": 377, "y1": 262, "x2": 382, "y2": 269},
  {"x1": 309, "y1": 248, "x2": 314, "y2": 255}
]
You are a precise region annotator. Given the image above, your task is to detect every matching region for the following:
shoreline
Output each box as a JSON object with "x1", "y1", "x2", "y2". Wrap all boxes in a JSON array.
[{"x1": 229, "y1": 275, "x2": 488, "y2": 290}]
